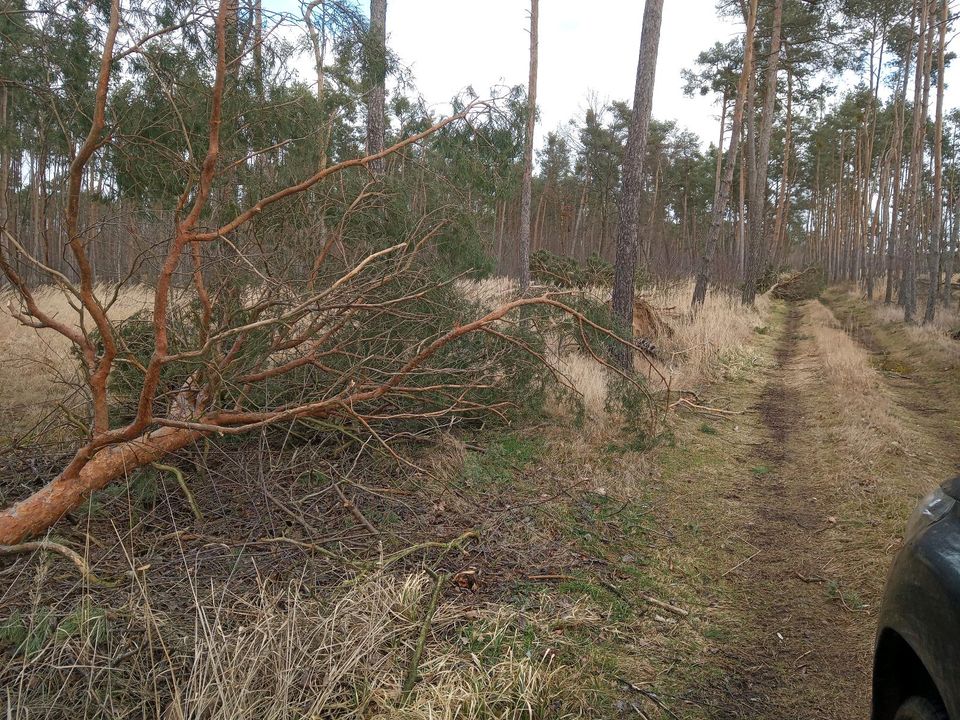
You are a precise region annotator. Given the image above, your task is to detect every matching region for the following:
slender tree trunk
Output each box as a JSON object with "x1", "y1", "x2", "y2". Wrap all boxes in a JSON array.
[
  {"x1": 903, "y1": 0, "x2": 932, "y2": 322},
  {"x1": 943, "y1": 179, "x2": 957, "y2": 307},
  {"x1": 737, "y1": 139, "x2": 746, "y2": 275},
  {"x1": 743, "y1": 65, "x2": 758, "y2": 284},
  {"x1": 693, "y1": 0, "x2": 759, "y2": 306},
  {"x1": 610, "y1": 0, "x2": 664, "y2": 370},
  {"x1": 771, "y1": 64, "x2": 792, "y2": 266},
  {"x1": 943, "y1": 218, "x2": 957, "y2": 306},
  {"x1": 923, "y1": 0, "x2": 947, "y2": 323},
  {"x1": 0, "y1": 86, "x2": 8, "y2": 233},
  {"x1": 885, "y1": 154, "x2": 906, "y2": 304},
  {"x1": 888, "y1": 4, "x2": 917, "y2": 303},
  {"x1": 714, "y1": 92, "x2": 729, "y2": 207},
  {"x1": 518, "y1": 0, "x2": 538, "y2": 293},
  {"x1": 743, "y1": 0, "x2": 783, "y2": 304},
  {"x1": 366, "y1": 0, "x2": 387, "y2": 176}
]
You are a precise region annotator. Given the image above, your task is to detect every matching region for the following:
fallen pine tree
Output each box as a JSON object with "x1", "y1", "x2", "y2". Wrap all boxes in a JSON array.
[{"x1": 769, "y1": 267, "x2": 825, "y2": 301}]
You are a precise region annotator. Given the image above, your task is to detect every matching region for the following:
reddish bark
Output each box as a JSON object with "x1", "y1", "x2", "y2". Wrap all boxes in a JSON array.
[{"x1": 0, "y1": 427, "x2": 201, "y2": 544}]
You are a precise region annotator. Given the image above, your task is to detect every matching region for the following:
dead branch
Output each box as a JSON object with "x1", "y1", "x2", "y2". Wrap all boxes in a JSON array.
[
  {"x1": 669, "y1": 397, "x2": 742, "y2": 416},
  {"x1": 402, "y1": 571, "x2": 447, "y2": 702},
  {"x1": 0, "y1": 541, "x2": 115, "y2": 586},
  {"x1": 379, "y1": 531, "x2": 478, "y2": 572},
  {"x1": 639, "y1": 593, "x2": 689, "y2": 617},
  {"x1": 334, "y1": 482, "x2": 380, "y2": 537},
  {"x1": 151, "y1": 462, "x2": 204, "y2": 521}
]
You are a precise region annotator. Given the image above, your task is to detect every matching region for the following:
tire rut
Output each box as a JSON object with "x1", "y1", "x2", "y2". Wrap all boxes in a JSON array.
[
  {"x1": 706, "y1": 302, "x2": 867, "y2": 719},
  {"x1": 823, "y1": 297, "x2": 960, "y2": 465}
]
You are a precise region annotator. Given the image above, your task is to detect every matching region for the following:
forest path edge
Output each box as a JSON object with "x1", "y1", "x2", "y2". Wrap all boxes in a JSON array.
[{"x1": 649, "y1": 297, "x2": 955, "y2": 719}]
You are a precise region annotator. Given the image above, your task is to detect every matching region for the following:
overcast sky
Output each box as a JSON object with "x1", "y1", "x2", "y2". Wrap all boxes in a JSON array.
[
  {"x1": 274, "y1": 1, "x2": 960, "y2": 151},
  {"x1": 385, "y1": 1, "x2": 960, "y2": 145},
  {"x1": 385, "y1": 0, "x2": 743, "y2": 147}
]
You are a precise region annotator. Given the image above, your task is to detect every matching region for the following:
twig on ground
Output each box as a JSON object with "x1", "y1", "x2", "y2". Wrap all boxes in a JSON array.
[
  {"x1": 379, "y1": 530, "x2": 477, "y2": 572},
  {"x1": 616, "y1": 678, "x2": 681, "y2": 720},
  {"x1": 263, "y1": 486, "x2": 316, "y2": 535},
  {"x1": 721, "y1": 549, "x2": 762, "y2": 577},
  {"x1": 252, "y1": 535, "x2": 363, "y2": 568},
  {"x1": 528, "y1": 574, "x2": 576, "y2": 581},
  {"x1": 600, "y1": 577, "x2": 688, "y2": 618},
  {"x1": 335, "y1": 482, "x2": 380, "y2": 536},
  {"x1": 402, "y1": 570, "x2": 447, "y2": 702},
  {"x1": 152, "y1": 462, "x2": 204, "y2": 521},
  {"x1": 669, "y1": 397, "x2": 743, "y2": 416},
  {"x1": 639, "y1": 593, "x2": 689, "y2": 617},
  {"x1": 0, "y1": 540, "x2": 116, "y2": 586}
]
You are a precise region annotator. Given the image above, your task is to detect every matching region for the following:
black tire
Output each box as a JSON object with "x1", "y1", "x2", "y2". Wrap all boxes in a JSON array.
[{"x1": 894, "y1": 696, "x2": 949, "y2": 720}]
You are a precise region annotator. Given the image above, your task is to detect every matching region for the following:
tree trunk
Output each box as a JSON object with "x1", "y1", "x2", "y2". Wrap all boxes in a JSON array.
[
  {"x1": 0, "y1": 428, "x2": 203, "y2": 545},
  {"x1": 923, "y1": 0, "x2": 947, "y2": 324},
  {"x1": 518, "y1": 0, "x2": 538, "y2": 293},
  {"x1": 0, "y1": 86, "x2": 8, "y2": 233},
  {"x1": 715, "y1": 92, "x2": 729, "y2": 204},
  {"x1": 903, "y1": 0, "x2": 932, "y2": 323},
  {"x1": 610, "y1": 0, "x2": 664, "y2": 370},
  {"x1": 771, "y1": 63, "x2": 792, "y2": 266},
  {"x1": 742, "y1": 0, "x2": 783, "y2": 305},
  {"x1": 942, "y1": 192, "x2": 957, "y2": 307},
  {"x1": 366, "y1": 0, "x2": 387, "y2": 176},
  {"x1": 737, "y1": 145, "x2": 746, "y2": 276},
  {"x1": 692, "y1": 0, "x2": 759, "y2": 306}
]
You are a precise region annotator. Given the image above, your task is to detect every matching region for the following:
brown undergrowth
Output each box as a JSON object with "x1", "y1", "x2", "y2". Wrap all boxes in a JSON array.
[{"x1": 0, "y1": 277, "x2": 780, "y2": 718}]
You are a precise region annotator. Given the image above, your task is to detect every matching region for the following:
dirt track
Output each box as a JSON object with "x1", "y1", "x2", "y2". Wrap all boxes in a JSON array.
[{"x1": 661, "y1": 298, "x2": 959, "y2": 719}]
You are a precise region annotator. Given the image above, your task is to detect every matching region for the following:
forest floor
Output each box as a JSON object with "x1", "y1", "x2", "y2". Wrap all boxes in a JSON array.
[
  {"x1": 647, "y1": 289, "x2": 960, "y2": 718},
  {"x1": 2, "y1": 286, "x2": 959, "y2": 718}
]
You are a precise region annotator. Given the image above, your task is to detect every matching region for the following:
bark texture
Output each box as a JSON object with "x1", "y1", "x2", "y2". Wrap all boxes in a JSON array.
[
  {"x1": 611, "y1": 0, "x2": 664, "y2": 369},
  {"x1": 366, "y1": 0, "x2": 387, "y2": 176},
  {"x1": 518, "y1": 0, "x2": 538, "y2": 293}
]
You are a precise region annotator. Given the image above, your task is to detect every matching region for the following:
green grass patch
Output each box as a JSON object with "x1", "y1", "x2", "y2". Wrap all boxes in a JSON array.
[
  {"x1": 457, "y1": 616, "x2": 540, "y2": 666},
  {"x1": 460, "y1": 433, "x2": 544, "y2": 487},
  {"x1": 826, "y1": 580, "x2": 866, "y2": 611},
  {"x1": 556, "y1": 578, "x2": 633, "y2": 623}
]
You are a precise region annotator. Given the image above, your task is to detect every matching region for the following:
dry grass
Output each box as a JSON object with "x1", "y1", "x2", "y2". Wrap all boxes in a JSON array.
[
  {"x1": 457, "y1": 276, "x2": 519, "y2": 308},
  {"x1": 0, "y1": 285, "x2": 153, "y2": 437},
  {"x1": 651, "y1": 281, "x2": 769, "y2": 390},
  {"x1": 805, "y1": 300, "x2": 910, "y2": 461},
  {"x1": 873, "y1": 302, "x2": 960, "y2": 356},
  {"x1": 1, "y1": 278, "x2": 771, "y2": 434},
  {"x1": 2, "y1": 563, "x2": 596, "y2": 719},
  {"x1": 457, "y1": 278, "x2": 771, "y2": 425},
  {"x1": 847, "y1": 283, "x2": 960, "y2": 357}
]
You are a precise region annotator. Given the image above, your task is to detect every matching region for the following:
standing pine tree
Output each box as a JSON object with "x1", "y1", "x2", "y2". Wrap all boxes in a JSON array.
[
  {"x1": 693, "y1": 0, "x2": 759, "y2": 306},
  {"x1": 366, "y1": 0, "x2": 387, "y2": 176},
  {"x1": 742, "y1": 0, "x2": 784, "y2": 305},
  {"x1": 518, "y1": 0, "x2": 539, "y2": 293},
  {"x1": 611, "y1": 0, "x2": 664, "y2": 370}
]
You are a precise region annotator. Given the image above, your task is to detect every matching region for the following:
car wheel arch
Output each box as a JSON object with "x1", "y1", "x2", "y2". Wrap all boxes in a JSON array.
[{"x1": 873, "y1": 628, "x2": 947, "y2": 720}]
